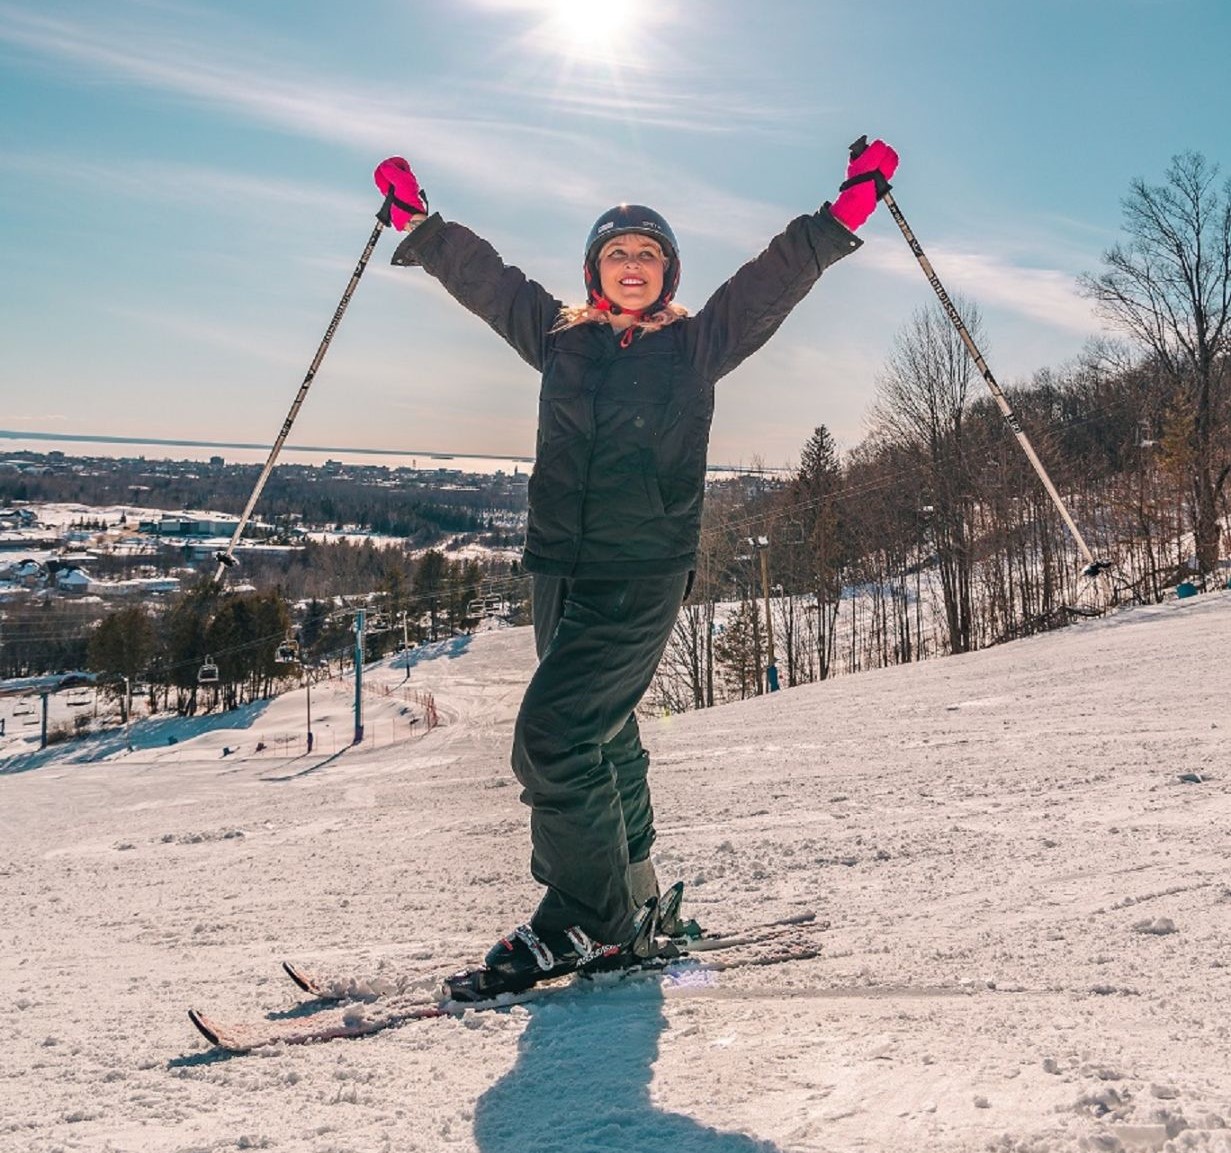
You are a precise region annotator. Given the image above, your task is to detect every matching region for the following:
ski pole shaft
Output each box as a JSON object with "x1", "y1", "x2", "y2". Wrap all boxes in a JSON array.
[
  {"x1": 849, "y1": 136, "x2": 1099, "y2": 571},
  {"x1": 212, "y1": 191, "x2": 397, "y2": 586}
]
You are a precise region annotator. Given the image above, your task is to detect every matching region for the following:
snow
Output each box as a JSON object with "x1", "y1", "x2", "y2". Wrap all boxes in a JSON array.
[{"x1": 2, "y1": 593, "x2": 1230, "y2": 1152}]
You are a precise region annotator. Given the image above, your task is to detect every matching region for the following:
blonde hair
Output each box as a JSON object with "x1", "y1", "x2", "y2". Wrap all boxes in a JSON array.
[{"x1": 550, "y1": 300, "x2": 689, "y2": 337}]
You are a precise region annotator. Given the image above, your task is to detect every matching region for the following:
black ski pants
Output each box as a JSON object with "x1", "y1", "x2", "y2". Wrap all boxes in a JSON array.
[{"x1": 512, "y1": 572, "x2": 689, "y2": 944}]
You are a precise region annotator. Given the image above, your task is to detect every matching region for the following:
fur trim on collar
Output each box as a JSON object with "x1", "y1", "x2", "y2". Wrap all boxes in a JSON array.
[{"x1": 551, "y1": 300, "x2": 689, "y2": 337}]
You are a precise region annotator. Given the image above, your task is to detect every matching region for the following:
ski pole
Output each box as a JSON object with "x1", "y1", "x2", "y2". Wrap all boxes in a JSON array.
[
  {"x1": 849, "y1": 135, "x2": 1107, "y2": 578},
  {"x1": 211, "y1": 186, "x2": 402, "y2": 586}
]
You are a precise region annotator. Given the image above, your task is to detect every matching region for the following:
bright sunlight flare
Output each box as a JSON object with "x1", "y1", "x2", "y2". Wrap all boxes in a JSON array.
[
  {"x1": 549, "y1": 0, "x2": 635, "y2": 52},
  {"x1": 542, "y1": 0, "x2": 642, "y2": 63}
]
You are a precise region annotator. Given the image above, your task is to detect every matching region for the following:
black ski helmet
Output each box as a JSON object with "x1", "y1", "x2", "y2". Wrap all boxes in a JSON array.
[{"x1": 584, "y1": 204, "x2": 680, "y2": 314}]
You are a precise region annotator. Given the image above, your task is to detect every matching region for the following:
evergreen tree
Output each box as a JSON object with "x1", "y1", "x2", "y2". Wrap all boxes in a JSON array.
[{"x1": 86, "y1": 606, "x2": 155, "y2": 721}]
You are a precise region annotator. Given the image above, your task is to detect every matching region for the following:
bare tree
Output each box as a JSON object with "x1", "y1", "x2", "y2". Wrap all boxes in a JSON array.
[
  {"x1": 1081, "y1": 151, "x2": 1231, "y2": 576},
  {"x1": 871, "y1": 299, "x2": 982, "y2": 653}
]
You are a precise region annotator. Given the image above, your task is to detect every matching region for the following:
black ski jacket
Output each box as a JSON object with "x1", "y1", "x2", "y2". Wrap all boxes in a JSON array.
[{"x1": 391, "y1": 209, "x2": 860, "y2": 578}]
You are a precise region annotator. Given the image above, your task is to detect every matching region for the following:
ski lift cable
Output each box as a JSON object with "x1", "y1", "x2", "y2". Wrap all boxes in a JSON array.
[{"x1": 211, "y1": 186, "x2": 401, "y2": 586}]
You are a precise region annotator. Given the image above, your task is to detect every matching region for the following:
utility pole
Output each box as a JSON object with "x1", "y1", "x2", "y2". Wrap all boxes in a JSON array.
[
  {"x1": 305, "y1": 668, "x2": 314, "y2": 754},
  {"x1": 401, "y1": 611, "x2": 410, "y2": 682},
  {"x1": 123, "y1": 675, "x2": 133, "y2": 752},
  {"x1": 352, "y1": 609, "x2": 365, "y2": 744},
  {"x1": 750, "y1": 535, "x2": 779, "y2": 692}
]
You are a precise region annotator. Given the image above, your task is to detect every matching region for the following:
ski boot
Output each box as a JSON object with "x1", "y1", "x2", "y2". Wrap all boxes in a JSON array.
[{"x1": 444, "y1": 899, "x2": 659, "y2": 1003}]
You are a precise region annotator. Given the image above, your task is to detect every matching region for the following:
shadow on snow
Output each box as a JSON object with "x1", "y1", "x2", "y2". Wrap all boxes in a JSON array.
[
  {"x1": 390, "y1": 634, "x2": 473, "y2": 672},
  {"x1": 474, "y1": 979, "x2": 780, "y2": 1153}
]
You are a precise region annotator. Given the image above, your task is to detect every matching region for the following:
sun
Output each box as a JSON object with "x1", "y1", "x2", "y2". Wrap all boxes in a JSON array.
[{"x1": 544, "y1": 0, "x2": 637, "y2": 61}]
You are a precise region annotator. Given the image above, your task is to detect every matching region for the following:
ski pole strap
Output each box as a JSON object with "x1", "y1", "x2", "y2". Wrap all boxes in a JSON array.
[
  {"x1": 375, "y1": 186, "x2": 430, "y2": 227},
  {"x1": 839, "y1": 170, "x2": 893, "y2": 200}
]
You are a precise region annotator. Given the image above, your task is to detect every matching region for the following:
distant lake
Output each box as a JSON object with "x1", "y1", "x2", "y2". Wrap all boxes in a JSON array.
[
  {"x1": 0, "y1": 430, "x2": 787, "y2": 478},
  {"x1": 0, "y1": 431, "x2": 533, "y2": 476}
]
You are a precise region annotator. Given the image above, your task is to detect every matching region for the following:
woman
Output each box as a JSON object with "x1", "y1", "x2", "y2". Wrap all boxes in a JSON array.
[{"x1": 376, "y1": 139, "x2": 898, "y2": 995}]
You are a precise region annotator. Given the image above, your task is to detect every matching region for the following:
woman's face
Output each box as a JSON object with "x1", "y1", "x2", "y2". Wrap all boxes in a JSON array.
[{"x1": 597, "y1": 233, "x2": 667, "y2": 313}]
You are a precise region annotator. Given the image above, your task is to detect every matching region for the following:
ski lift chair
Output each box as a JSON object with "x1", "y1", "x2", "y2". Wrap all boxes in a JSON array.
[
  {"x1": 275, "y1": 636, "x2": 300, "y2": 665},
  {"x1": 198, "y1": 656, "x2": 219, "y2": 685}
]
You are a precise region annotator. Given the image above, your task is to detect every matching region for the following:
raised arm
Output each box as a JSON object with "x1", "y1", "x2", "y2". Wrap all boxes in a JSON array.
[
  {"x1": 686, "y1": 138, "x2": 898, "y2": 382},
  {"x1": 376, "y1": 158, "x2": 561, "y2": 372}
]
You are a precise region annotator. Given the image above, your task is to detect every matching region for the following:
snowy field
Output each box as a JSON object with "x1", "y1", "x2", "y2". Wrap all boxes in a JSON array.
[{"x1": 2, "y1": 593, "x2": 1230, "y2": 1153}]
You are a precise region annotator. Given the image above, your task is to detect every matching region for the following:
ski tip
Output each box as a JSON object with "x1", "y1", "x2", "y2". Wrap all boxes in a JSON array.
[
  {"x1": 282, "y1": 960, "x2": 318, "y2": 995},
  {"x1": 187, "y1": 1008, "x2": 223, "y2": 1047},
  {"x1": 188, "y1": 1008, "x2": 254, "y2": 1053}
]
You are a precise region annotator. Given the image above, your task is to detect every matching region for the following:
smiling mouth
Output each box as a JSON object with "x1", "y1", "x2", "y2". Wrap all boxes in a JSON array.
[{"x1": 619, "y1": 277, "x2": 647, "y2": 286}]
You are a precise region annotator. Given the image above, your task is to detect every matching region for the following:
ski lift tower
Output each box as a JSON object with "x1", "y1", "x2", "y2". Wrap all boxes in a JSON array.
[
  {"x1": 120, "y1": 675, "x2": 133, "y2": 752},
  {"x1": 352, "y1": 610, "x2": 365, "y2": 745}
]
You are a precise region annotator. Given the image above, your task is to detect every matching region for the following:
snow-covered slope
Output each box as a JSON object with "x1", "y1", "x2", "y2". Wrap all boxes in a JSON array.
[{"x1": 2, "y1": 595, "x2": 1229, "y2": 1152}]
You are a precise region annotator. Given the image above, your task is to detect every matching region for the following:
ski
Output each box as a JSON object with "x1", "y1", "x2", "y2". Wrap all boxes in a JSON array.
[
  {"x1": 280, "y1": 905, "x2": 824, "y2": 1004},
  {"x1": 188, "y1": 930, "x2": 825, "y2": 1054}
]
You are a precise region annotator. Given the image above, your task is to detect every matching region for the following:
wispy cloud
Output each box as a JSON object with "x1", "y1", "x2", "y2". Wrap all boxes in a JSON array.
[
  {"x1": 0, "y1": 5, "x2": 612, "y2": 207},
  {"x1": 103, "y1": 303, "x2": 310, "y2": 367},
  {"x1": 0, "y1": 150, "x2": 367, "y2": 218},
  {"x1": 461, "y1": 0, "x2": 825, "y2": 138},
  {"x1": 0, "y1": 4, "x2": 808, "y2": 221},
  {"x1": 0, "y1": 5, "x2": 1099, "y2": 340},
  {"x1": 858, "y1": 240, "x2": 1097, "y2": 337},
  {"x1": 477, "y1": 77, "x2": 817, "y2": 136}
]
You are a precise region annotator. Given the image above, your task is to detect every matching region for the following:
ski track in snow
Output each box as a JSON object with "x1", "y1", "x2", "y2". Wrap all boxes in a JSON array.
[{"x1": 2, "y1": 596, "x2": 1230, "y2": 1152}]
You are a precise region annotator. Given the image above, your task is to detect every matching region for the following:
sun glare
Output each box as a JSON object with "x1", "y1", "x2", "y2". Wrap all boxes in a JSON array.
[{"x1": 546, "y1": 0, "x2": 637, "y2": 60}]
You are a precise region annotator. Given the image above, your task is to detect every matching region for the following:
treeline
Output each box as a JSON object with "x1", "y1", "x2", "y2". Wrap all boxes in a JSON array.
[
  {"x1": 0, "y1": 539, "x2": 526, "y2": 689},
  {"x1": 79, "y1": 549, "x2": 529, "y2": 717},
  {"x1": 0, "y1": 459, "x2": 526, "y2": 547},
  {"x1": 88, "y1": 590, "x2": 292, "y2": 716},
  {"x1": 0, "y1": 599, "x2": 97, "y2": 679},
  {"x1": 209, "y1": 537, "x2": 525, "y2": 604},
  {"x1": 649, "y1": 148, "x2": 1230, "y2": 711},
  {"x1": 654, "y1": 342, "x2": 1228, "y2": 713}
]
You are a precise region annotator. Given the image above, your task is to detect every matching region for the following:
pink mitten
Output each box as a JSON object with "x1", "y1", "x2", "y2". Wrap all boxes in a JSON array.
[
  {"x1": 373, "y1": 157, "x2": 428, "y2": 230},
  {"x1": 829, "y1": 138, "x2": 899, "y2": 232}
]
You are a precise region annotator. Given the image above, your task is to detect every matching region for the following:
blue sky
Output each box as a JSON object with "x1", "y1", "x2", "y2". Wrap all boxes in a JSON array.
[{"x1": 1, "y1": 0, "x2": 1228, "y2": 467}]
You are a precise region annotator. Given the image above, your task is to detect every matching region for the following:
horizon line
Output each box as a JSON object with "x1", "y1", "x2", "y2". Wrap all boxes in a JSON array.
[
  {"x1": 0, "y1": 428, "x2": 532, "y2": 463},
  {"x1": 0, "y1": 429, "x2": 791, "y2": 475}
]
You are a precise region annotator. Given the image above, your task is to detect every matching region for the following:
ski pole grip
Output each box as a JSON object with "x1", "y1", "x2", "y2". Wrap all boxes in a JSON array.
[
  {"x1": 376, "y1": 186, "x2": 397, "y2": 227},
  {"x1": 843, "y1": 134, "x2": 892, "y2": 199}
]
